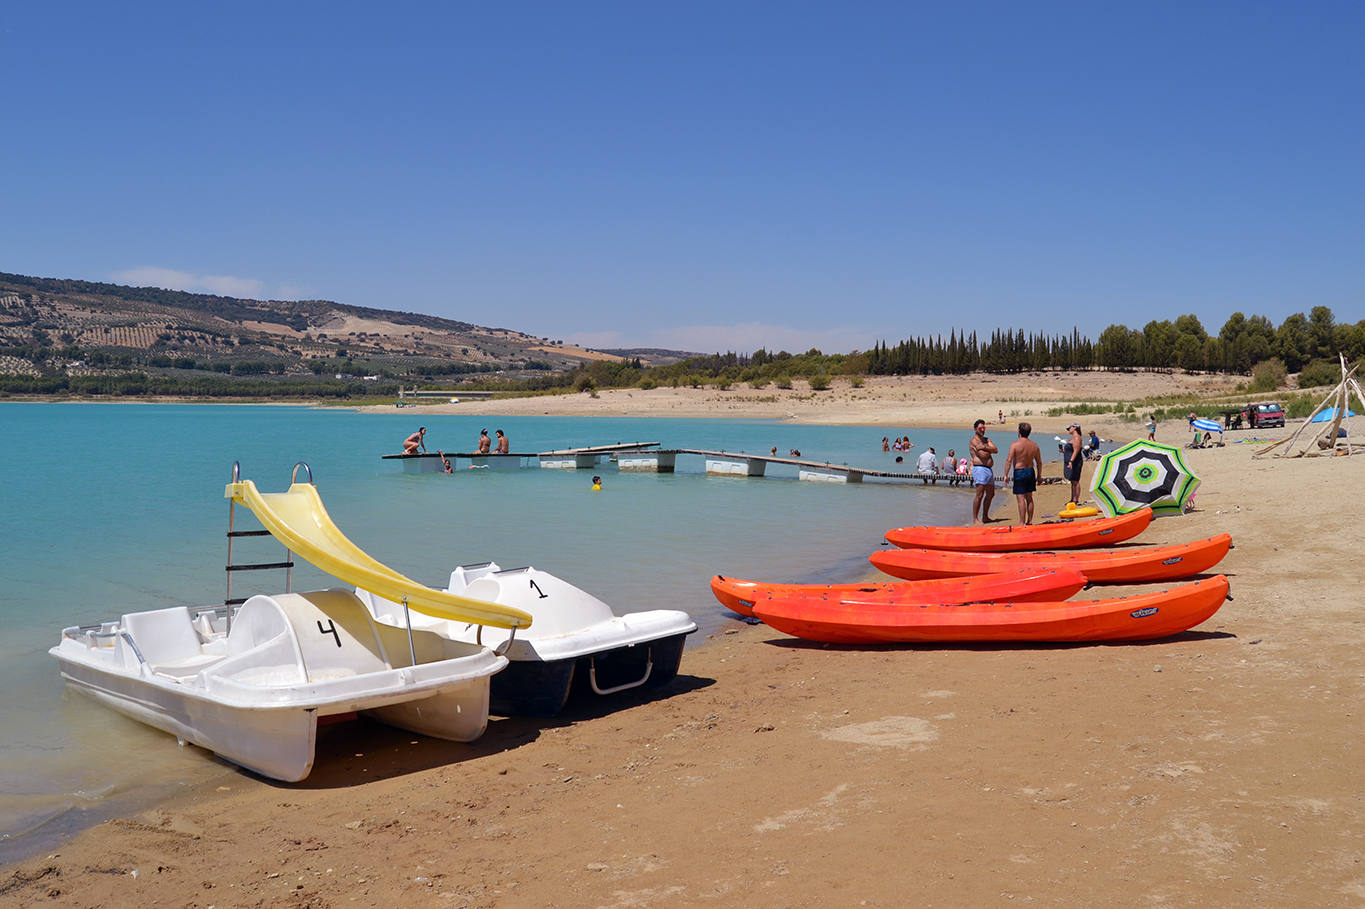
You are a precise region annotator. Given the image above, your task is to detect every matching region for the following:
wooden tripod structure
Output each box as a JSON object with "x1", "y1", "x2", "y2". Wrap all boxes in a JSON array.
[{"x1": 1256, "y1": 354, "x2": 1365, "y2": 458}]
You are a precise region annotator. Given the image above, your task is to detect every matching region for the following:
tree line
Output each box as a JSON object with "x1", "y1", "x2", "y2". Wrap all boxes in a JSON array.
[
  {"x1": 5, "y1": 304, "x2": 1362, "y2": 400},
  {"x1": 865, "y1": 307, "x2": 1361, "y2": 376}
]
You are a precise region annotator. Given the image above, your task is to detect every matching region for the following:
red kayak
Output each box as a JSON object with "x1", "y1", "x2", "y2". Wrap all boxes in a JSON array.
[
  {"x1": 870, "y1": 534, "x2": 1232, "y2": 584},
  {"x1": 752, "y1": 575, "x2": 1230, "y2": 644},
  {"x1": 885, "y1": 507, "x2": 1153, "y2": 551},
  {"x1": 710, "y1": 569, "x2": 1088, "y2": 617}
]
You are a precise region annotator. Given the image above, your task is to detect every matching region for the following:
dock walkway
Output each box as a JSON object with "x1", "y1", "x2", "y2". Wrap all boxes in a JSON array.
[
  {"x1": 617, "y1": 448, "x2": 970, "y2": 484},
  {"x1": 383, "y1": 443, "x2": 1053, "y2": 487}
]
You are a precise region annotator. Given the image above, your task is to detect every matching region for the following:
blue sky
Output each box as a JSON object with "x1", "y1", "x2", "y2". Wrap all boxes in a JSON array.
[{"x1": 3, "y1": 2, "x2": 1361, "y2": 354}]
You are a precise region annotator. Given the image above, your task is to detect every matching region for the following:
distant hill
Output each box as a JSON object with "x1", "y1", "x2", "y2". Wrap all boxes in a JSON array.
[
  {"x1": 598, "y1": 347, "x2": 704, "y2": 366},
  {"x1": 0, "y1": 271, "x2": 692, "y2": 384}
]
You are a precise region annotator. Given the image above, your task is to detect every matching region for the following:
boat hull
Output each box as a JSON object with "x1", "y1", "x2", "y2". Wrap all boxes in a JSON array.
[
  {"x1": 709, "y1": 569, "x2": 1088, "y2": 617},
  {"x1": 884, "y1": 507, "x2": 1153, "y2": 551},
  {"x1": 488, "y1": 632, "x2": 689, "y2": 717},
  {"x1": 752, "y1": 576, "x2": 1230, "y2": 643},
  {"x1": 52, "y1": 591, "x2": 507, "y2": 782},
  {"x1": 869, "y1": 534, "x2": 1233, "y2": 583},
  {"x1": 358, "y1": 563, "x2": 697, "y2": 716}
]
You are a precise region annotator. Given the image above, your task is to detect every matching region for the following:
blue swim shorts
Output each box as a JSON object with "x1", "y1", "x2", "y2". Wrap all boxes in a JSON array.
[
  {"x1": 1012, "y1": 466, "x2": 1036, "y2": 495},
  {"x1": 971, "y1": 465, "x2": 993, "y2": 486}
]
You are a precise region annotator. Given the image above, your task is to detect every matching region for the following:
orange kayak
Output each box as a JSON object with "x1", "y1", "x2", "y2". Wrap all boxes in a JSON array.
[
  {"x1": 870, "y1": 533, "x2": 1232, "y2": 584},
  {"x1": 885, "y1": 507, "x2": 1152, "y2": 551},
  {"x1": 752, "y1": 575, "x2": 1229, "y2": 644},
  {"x1": 710, "y1": 569, "x2": 1088, "y2": 618}
]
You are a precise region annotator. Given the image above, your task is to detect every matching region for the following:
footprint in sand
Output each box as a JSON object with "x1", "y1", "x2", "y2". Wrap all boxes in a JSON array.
[{"x1": 822, "y1": 716, "x2": 938, "y2": 749}]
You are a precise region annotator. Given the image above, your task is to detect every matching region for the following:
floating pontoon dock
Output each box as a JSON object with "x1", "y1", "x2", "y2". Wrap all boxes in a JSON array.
[
  {"x1": 382, "y1": 442, "x2": 661, "y2": 473},
  {"x1": 380, "y1": 443, "x2": 1053, "y2": 487}
]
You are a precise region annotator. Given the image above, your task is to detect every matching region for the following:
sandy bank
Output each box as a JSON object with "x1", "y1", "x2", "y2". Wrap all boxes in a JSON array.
[{"x1": 364, "y1": 371, "x2": 1241, "y2": 434}]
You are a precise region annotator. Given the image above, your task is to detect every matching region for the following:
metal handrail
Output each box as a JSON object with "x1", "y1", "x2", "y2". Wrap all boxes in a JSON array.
[
  {"x1": 588, "y1": 651, "x2": 653, "y2": 694},
  {"x1": 120, "y1": 631, "x2": 147, "y2": 667},
  {"x1": 226, "y1": 461, "x2": 303, "y2": 631}
]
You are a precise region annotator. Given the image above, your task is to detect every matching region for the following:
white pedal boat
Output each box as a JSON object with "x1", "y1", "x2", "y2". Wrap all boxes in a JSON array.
[
  {"x1": 52, "y1": 590, "x2": 508, "y2": 782},
  {"x1": 50, "y1": 465, "x2": 533, "y2": 782},
  {"x1": 357, "y1": 562, "x2": 697, "y2": 716}
]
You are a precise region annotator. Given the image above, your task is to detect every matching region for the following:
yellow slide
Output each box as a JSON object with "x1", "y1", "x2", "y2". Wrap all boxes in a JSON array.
[{"x1": 225, "y1": 480, "x2": 533, "y2": 630}]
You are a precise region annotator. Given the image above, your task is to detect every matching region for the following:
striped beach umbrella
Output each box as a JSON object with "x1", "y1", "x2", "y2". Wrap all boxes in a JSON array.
[
  {"x1": 1191, "y1": 417, "x2": 1223, "y2": 434},
  {"x1": 1089, "y1": 440, "x2": 1200, "y2": 518}
]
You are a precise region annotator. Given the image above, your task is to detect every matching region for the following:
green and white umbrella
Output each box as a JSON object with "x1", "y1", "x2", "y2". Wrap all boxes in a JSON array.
[{"x1": 1089, "y1": 440, "x2": 1200, "y2": 518}]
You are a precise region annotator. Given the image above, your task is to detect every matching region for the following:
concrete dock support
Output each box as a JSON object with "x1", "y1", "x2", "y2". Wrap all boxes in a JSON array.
[
  {"x1": 706, "y1": 457, "x2": 766, "y2": 477},
  {"x1": 539, "y1": 454, "x2": 601, "y2": 469},
  {"x1": 798, "y1": 467, "x2": 863, "y2": 483},
  {"x1": 465, "y1": 455, "x2": 523, "y2": 471},
  {"x1": 618, "y1": 452, "x2": 677, "y2": 472}
]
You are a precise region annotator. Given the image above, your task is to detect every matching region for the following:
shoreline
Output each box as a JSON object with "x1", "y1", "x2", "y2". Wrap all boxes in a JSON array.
[
  {"x1": 8, "y1": 373, "x2": 1363, "y2": 906},
  {"x1": 3, "y1": 368, "x2": 1247, "y2": 434}
]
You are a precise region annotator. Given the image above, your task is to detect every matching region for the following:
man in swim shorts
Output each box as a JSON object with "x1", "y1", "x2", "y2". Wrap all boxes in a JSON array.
[
  {"x1": 495, "y1": 429, "x2": 509, "y2": 454},
  {"x1": 969, "y1": 419, "x2": 998, "y2": 524},
  {"x1": 1003, "y1": 422, "x2": 1043, "y2": 524}
]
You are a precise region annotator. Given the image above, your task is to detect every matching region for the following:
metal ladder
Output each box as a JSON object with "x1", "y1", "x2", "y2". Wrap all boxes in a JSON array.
[{"x1": 223, "y1": 461, "x2": 306, "y2": 631}]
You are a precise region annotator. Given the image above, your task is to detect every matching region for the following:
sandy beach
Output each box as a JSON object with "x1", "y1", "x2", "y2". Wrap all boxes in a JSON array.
[
  {"x1": 8, "y1": 372, "x2": 1365, "y2": 908},
  {"x1": 369, "y1": 371, "x2": 1244, "y2": 431}
]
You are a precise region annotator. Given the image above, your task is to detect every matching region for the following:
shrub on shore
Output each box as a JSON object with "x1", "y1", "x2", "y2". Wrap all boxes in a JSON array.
[{"x1": 1249, "y1": 358, "x2": 1287, "y2": 392}]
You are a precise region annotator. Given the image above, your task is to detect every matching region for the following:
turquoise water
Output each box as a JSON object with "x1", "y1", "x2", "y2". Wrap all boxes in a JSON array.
[{"x1": 0, "y1": 403, "x2": 976, "y2": 861}]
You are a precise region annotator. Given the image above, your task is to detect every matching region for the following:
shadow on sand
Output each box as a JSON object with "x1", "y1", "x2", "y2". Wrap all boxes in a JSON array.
[
  {"x1": 760, "y1": 628, "x2": 1235, "y2": 654},
  {"x1": 263, "y1": 672, "x2": 716, "y2": 790}
]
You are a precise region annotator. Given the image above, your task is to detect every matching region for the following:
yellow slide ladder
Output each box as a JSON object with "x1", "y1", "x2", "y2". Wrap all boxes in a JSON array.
[{"x1": 225, "y1": 467, "x2": 532, "y2": 630}]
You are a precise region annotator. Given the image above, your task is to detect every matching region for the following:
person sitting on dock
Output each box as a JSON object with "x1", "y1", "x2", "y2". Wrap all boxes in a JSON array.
[
  {"x1": 942, "y1": 449, "x2": 957, "y2": 473},
  {"x1": 476, "y1": 429, "x2": 491, "y2": 453},
  {"x1": 790, "y1": 448, "x2": 801, "y2": 457},
  {"x1": 403, "y1": 427, "x2": 427, "y2": 454},
  {"x1": 916, "y1": 447, "x2": 938, "y2": 474},
  {"x1": 495, "y1": 429, "x2": 509, "y2": 454}
]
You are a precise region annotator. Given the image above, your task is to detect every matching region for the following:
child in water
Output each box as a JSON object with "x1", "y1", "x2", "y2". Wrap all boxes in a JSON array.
[{"x1": 591, "y1": 475, "x2": 602, "y2": 491}]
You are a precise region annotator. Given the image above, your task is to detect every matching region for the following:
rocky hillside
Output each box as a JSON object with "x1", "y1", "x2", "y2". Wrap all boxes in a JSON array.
[{"x1": 0, "y1": 271, "x2": 634, "y2": 382}]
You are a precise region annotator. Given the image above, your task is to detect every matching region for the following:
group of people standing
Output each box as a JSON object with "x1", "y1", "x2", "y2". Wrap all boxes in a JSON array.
[{"x1": 969, "y1": 420, "x2": 1087, "y2": 525}]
